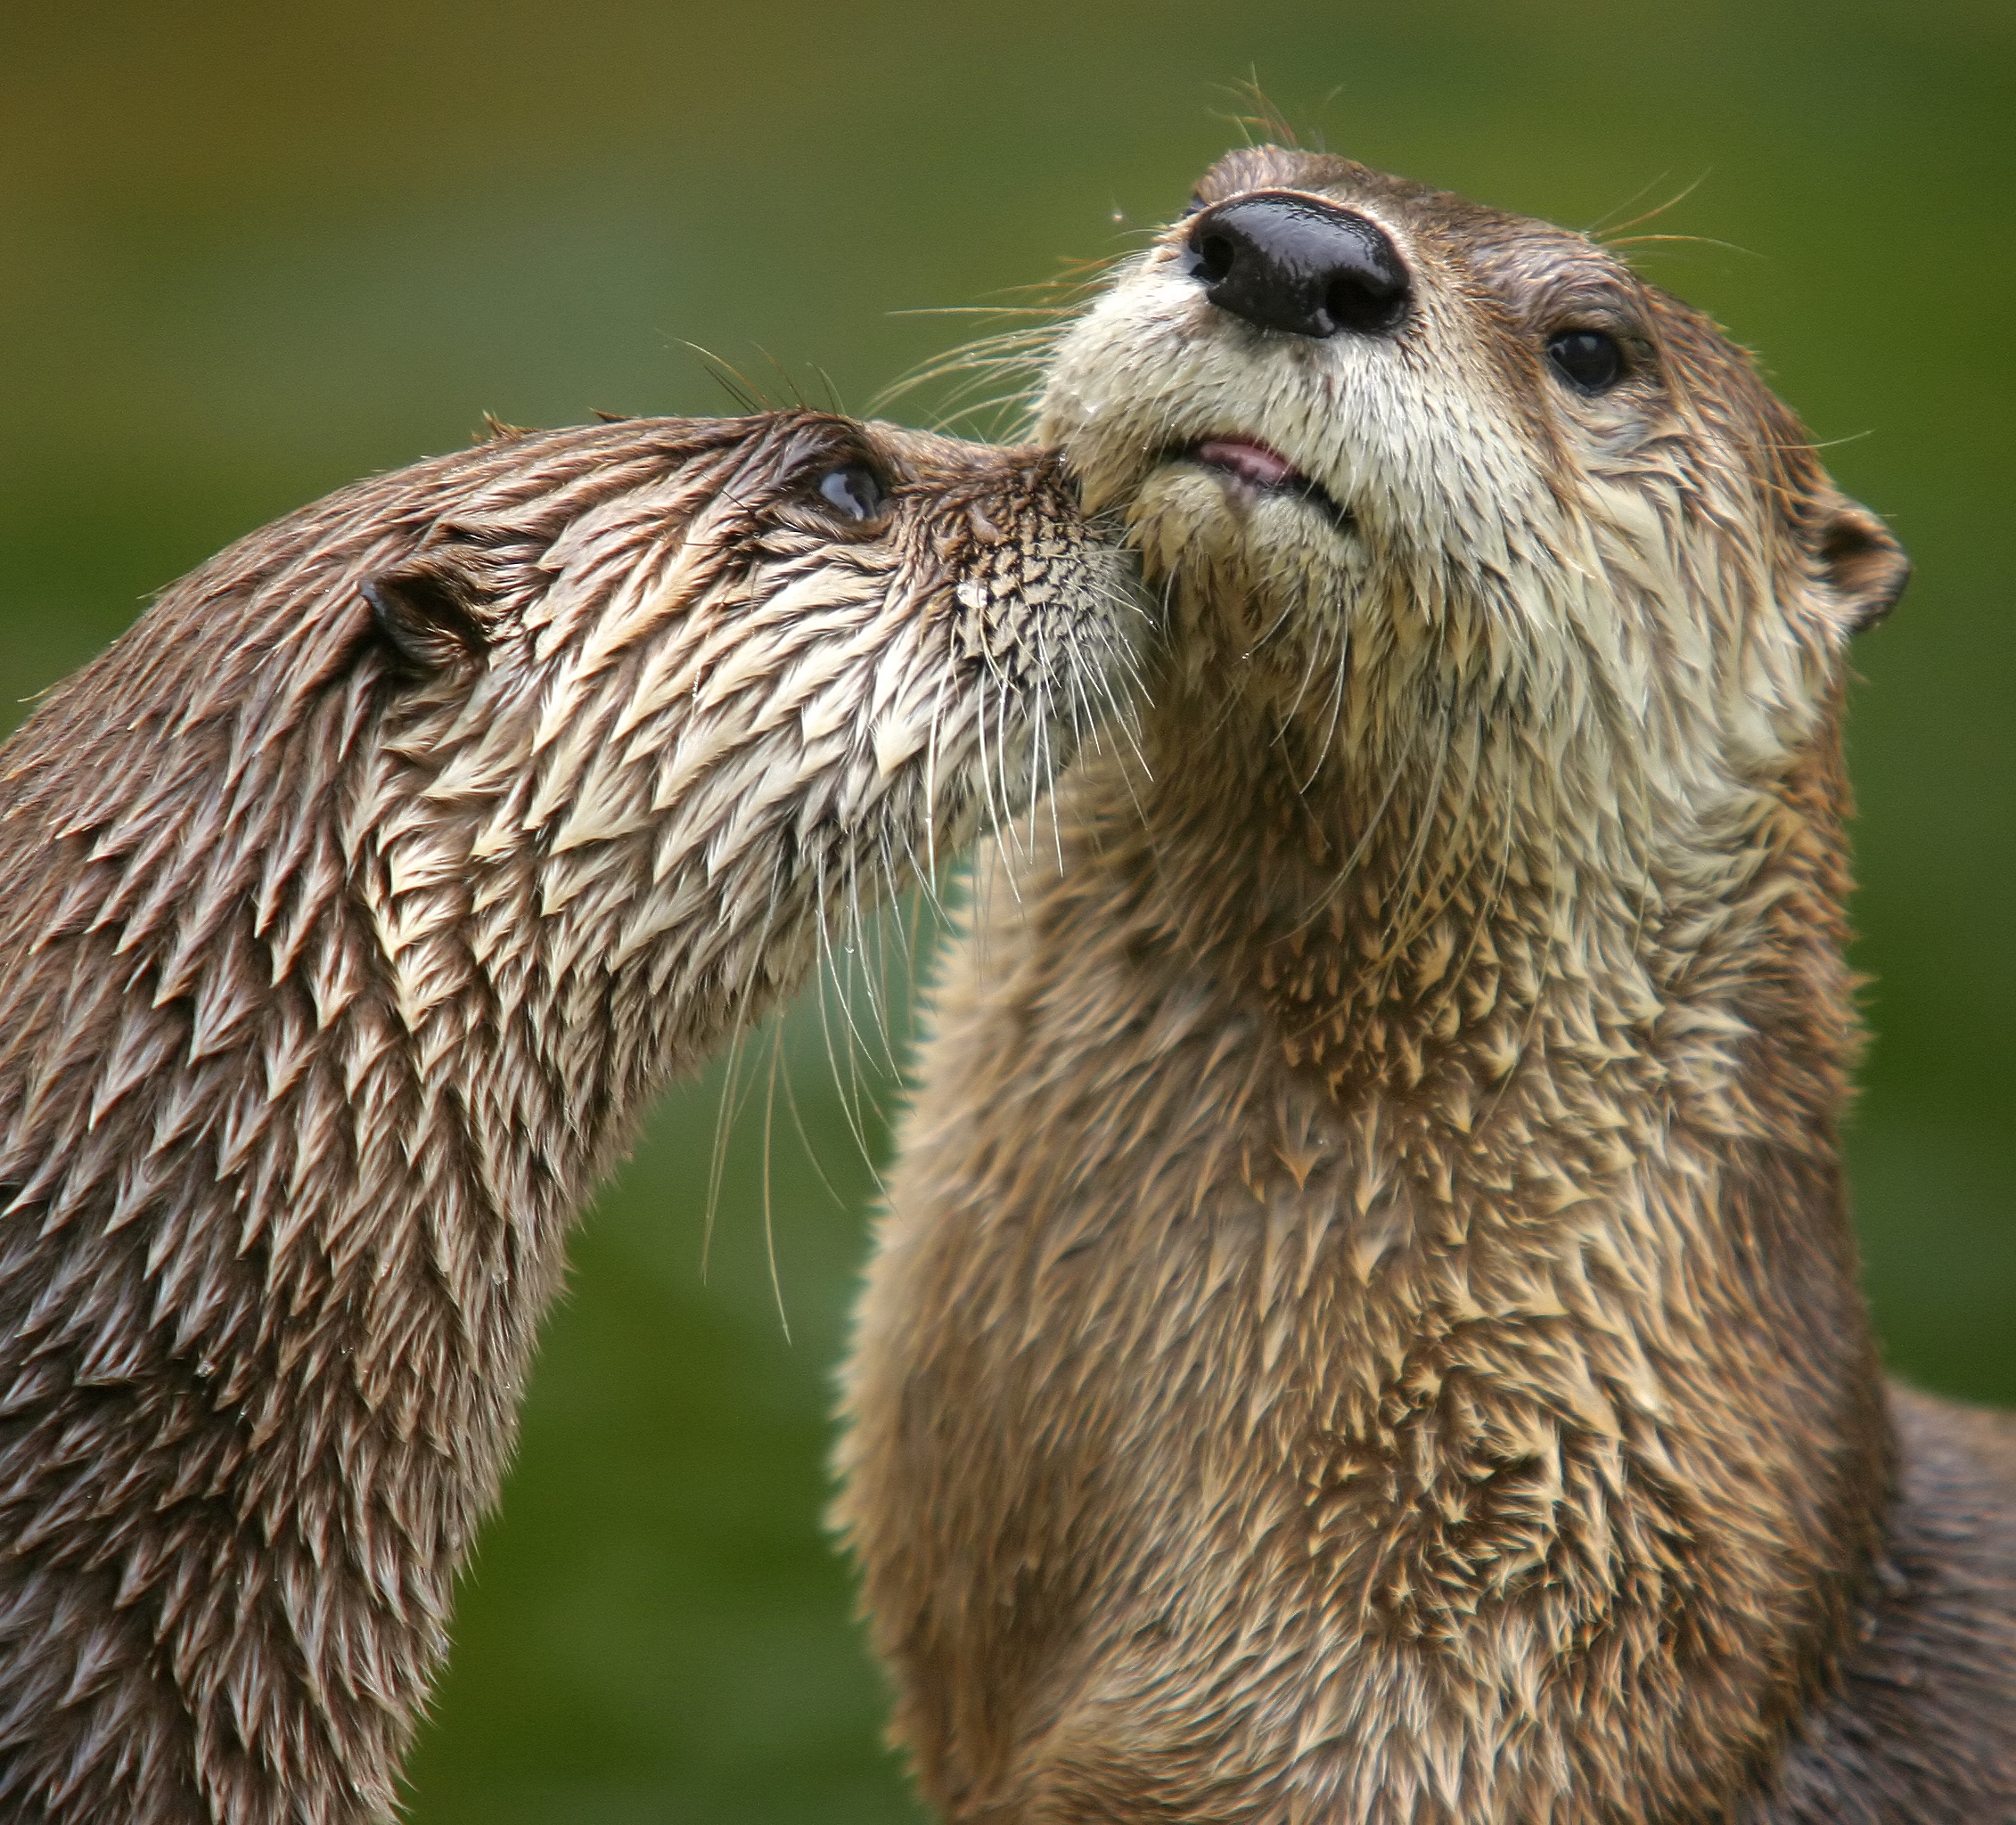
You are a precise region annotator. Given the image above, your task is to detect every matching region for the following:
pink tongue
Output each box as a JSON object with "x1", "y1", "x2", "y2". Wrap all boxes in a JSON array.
[{"x1": 1194, "y1": 438, "x2": 1302, "y2": 488}]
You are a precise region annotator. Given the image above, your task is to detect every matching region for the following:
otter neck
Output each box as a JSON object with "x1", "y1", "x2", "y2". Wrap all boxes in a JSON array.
[{"x1": 1119, "y1": 668, "x2": 1891, "y2": 1805}]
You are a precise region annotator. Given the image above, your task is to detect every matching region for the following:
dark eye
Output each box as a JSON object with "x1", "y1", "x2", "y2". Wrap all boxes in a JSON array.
[
  {"x1": 816, "y1": 463, "x2": 889, "y2": 521},
  {"x1": 1545, "y1": 329, "x2": 1627, "y2": 395}
]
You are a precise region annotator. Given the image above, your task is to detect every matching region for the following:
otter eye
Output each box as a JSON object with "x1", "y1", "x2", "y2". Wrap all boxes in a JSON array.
[
  {"x1": 1546, "y1": 329, "x2": 1627, "y2": 395},
  {"x1": 816, "y1": 463, "x2": 889, "y2": 521}
]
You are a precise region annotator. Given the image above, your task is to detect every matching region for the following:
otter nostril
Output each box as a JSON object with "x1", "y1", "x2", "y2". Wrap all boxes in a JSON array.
[
  {"x1": 1193, "y1": 231, "x2": 1236, "y2": 285},
  {"x1": 1182, "y1": 192, "x2": 1410, "y2": 340},
  {"x1": 1327, "y1": 272, "x2": 1405, "y2": 338}
]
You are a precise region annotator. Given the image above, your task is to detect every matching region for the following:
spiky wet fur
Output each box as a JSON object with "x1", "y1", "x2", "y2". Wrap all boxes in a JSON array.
[
  {"x1": 836, "y1": 151, "x2": 2016, "y2": 1821},
  {"x1": 0, "y1": 411, "x2": 1135, "y2": 1822}
]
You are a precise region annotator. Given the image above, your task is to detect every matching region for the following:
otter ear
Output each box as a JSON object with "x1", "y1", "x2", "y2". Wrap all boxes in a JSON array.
[
  {"x1": 360, "y1": 562, "x2": 492, "y2": 677},
  {"x1": 1814, "y1": 498, "x2": 1910, "y2": 634}
]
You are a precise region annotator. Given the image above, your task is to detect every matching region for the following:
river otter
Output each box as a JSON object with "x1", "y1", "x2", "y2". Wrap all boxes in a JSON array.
[
  {"x1": 836, "y1": 151, "x2": 2016, "y2": 1821},
  {"x1": 0, "y1": 409, "x2": 1135, "y2": 1824}
]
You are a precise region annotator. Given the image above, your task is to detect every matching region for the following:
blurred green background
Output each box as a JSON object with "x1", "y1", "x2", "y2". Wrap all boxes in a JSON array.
[{"x1": 2, "y1": 2, "x2": 2009, "y2": 1818}]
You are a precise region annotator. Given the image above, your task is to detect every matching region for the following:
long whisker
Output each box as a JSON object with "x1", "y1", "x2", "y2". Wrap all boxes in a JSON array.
[
  {"x1": 760, "y1": 1025, "x2": 791, "y2": 1344},
  {"x1": 776, "y1": 1006, "x2": 851, "y2": 1213},
  {"x1": 1589, "y1": 170, "x2": 1713, "y2": 241},
  {"x1": 676, "y1": 341, "x2": 778, "y2": 413},
  {"x1": 703, "y1": 1018, "x2": 749, "y2": 1283},
  {"x1": 809, "y1": 853, "x2": 883, "y2": 1179}
]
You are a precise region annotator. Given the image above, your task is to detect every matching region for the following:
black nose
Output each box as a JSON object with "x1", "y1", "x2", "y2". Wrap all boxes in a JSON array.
[{"x1": 1182, "y1": 193, "x2": 1410, "y2": 340}]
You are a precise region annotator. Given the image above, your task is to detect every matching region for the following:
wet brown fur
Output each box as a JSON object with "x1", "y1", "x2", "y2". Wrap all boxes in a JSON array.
[
  {"x1": 0, "y1": 412, "x2": 1135, "y2": 1822},
  {"x1": 836, "y1": 151, "x2": 2016, "y2": 1821}
]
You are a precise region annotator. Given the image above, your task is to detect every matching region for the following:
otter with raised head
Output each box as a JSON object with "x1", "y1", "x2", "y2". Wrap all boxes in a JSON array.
[
  {"x1": 0, "y1": 410, "x2": 1134, "y2": 1823},
  {"x1": 837, "y1": 151, "x2": 2016, "y2": 1821}
]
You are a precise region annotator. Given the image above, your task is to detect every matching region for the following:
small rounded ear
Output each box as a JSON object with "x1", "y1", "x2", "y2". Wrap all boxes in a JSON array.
[
  {"x1": 360, "y1": 562, "x2": 491, "y2": 678},
  {"x1": 1815, "y1": 497, "x2": 1910, "y2": 634}
]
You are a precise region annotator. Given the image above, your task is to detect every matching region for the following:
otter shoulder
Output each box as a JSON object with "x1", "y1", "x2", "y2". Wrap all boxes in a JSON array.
[{"x1": 1755, "y1": 1382, "x2": 2016, "y2": 1821}]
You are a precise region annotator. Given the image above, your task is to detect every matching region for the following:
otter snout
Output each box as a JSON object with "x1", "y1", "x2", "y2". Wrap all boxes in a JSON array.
[{"x1": 1182, "y1": 191, "x2": 1410, "y2": 338}]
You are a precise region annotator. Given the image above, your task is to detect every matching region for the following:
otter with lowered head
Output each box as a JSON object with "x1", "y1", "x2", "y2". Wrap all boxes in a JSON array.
[
  {"x1": 836, "y1": 151, "x2": 2016, "y2": 1821},
  {"x1": 0, "y1": 410, "x2": 1135, "y2": 1823}
]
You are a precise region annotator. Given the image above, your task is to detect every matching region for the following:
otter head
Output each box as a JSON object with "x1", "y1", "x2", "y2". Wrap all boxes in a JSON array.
[
  {"x1": 247, "y1": 411, "x2": 1136, "y2": 1124},
  {"x1": 0, "y1": 410, "x2": 1136, "y2": 1247},
  {"x1": 1039, "y1": 147, "x2": 1907, "y2": 812}
]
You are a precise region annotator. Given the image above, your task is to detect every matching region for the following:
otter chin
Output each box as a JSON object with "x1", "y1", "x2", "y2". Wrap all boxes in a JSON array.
[
  {"x1": 0, "y1": 410, "x2": 1136, "y2": 1825},
  {"x1": 837, "y1": 150, "x2": 2015, "y2": 1824}
]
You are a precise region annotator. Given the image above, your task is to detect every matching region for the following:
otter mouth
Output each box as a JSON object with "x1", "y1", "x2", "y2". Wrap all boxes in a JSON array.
[{"x1": 1178, "y1": 438, "x2": 1352, "y2": 531}]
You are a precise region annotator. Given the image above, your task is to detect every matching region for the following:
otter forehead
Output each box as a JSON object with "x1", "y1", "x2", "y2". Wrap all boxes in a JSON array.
[
  {"x1": 1193, "y1": 146, "x2": 1590, "y2": 274},
  {"x1": 1187, "y1": 145, "x2": 1755, "y2": 396}
]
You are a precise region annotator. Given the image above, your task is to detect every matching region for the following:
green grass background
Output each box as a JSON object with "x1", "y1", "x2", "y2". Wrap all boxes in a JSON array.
[{"x1": 1, "y1": 3, "x2": 2009, "y2": 1817}]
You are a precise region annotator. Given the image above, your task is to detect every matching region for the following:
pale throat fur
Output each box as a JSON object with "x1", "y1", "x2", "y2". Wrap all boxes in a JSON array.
[{"x1": 841, "y1": 147, "x2": 1912, "y2": 1821}]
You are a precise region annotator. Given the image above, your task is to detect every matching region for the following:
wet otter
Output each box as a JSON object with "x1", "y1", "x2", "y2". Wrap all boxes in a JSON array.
[
  {"x1": 836, "y1": 151, "x2": 2016, "y2": 1821},
  {"x1": 0, "y1": 410, "x2": 1135, "y2": 1823}
]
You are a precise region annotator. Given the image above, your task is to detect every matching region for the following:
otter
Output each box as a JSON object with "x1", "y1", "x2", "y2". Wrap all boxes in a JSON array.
[
  {"x1": 0, "y1": 409, "x2": 1135, "y2": 1824},
  {"x1": 835, "y1": 151, "x2": 2016, "y2": 1822}
]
